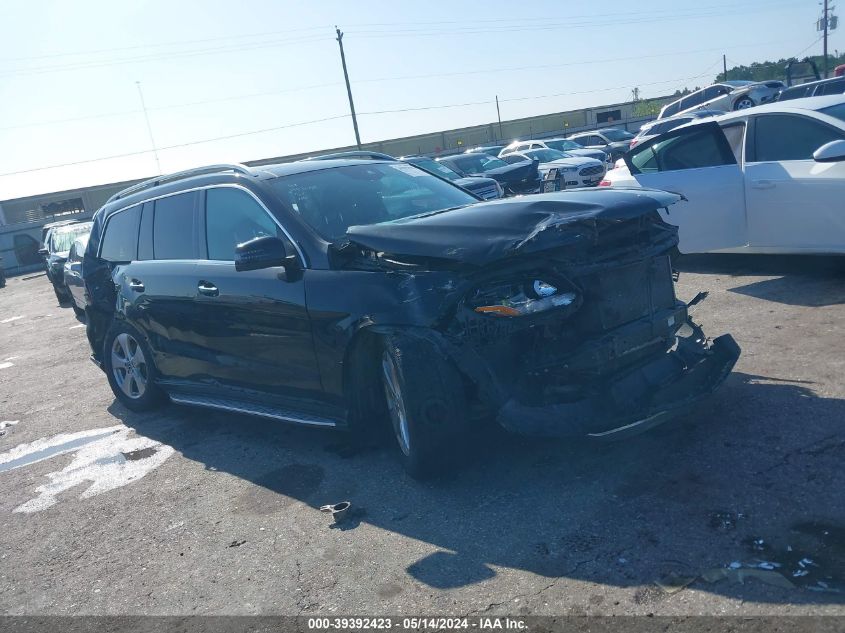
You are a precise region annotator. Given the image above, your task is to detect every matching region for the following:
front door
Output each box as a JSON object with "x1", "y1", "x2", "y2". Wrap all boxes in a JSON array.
[
  {"x1": 624, "y1": 121, "x2": 747, "y2": 253},
  {"x1": 744, "y1": 113, "x2": 845, "y2": 251},
  {"x1": 190, "y1": 186, "x2": 322, "y2": 400}
]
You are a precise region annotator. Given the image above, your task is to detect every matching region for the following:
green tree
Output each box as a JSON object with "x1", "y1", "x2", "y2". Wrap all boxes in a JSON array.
[{"x1": 716, "y1": 52, "x2": 845, "y2": 83}]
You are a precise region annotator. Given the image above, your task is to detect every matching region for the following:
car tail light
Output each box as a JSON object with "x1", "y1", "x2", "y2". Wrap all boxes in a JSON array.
[
  {"x1": 598, "y1": 179, "x2": 611, "y2": 187},
  {"x1": 629, "y1": 139, "x2": 639, "y2": 149}
]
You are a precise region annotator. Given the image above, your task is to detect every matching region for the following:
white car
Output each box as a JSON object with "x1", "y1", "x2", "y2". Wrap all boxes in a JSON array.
[
  {"x1": 500, "y1": 148, "x2": 606, "y2": 187},
  {"x1": 499, "y1": 139, "x2": 608, "y2": 163},
  {"x1": 600, "y1": 95, "x2": 845, "y2": 254},
  {"x1": 658, "y1": 80, "x2": 785, "y2": 119}
]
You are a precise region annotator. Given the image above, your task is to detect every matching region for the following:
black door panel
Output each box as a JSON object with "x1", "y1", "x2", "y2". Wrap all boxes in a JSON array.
[{"x1": 188, "y1": 262, "x2": 322, "y2": 398}]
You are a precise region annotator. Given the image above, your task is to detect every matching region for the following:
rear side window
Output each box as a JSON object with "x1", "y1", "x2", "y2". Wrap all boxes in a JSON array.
[
  {"x1": 100, "y1": 205, "x2": 140, "y2": 262},
  {"x1": 153, "y1": 192, "x2": 198, "y2": 259},
  {"x1": 817, "y1": 79, "x2": 845, "y2": 96},
  {"x1": 680, "y1": 90, "x2": 706, "y2": 110},
  {"x1": 205, "y1": 188, "x2": 282, "y2": 261},
  {"x1": 629, "y1": 125, "x2": 736, "y2": 173},
  {"x1": 753, "y1": 114, "x2": 845, "y2": 161},
  {"x1": 662, "y1": 102, "x2": 681, "y2": 117}
]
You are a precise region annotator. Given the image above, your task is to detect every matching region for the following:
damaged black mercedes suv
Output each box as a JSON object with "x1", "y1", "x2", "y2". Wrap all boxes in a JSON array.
[{"x1": 83, "y1": 160, "x2": 739, "y2": 477}]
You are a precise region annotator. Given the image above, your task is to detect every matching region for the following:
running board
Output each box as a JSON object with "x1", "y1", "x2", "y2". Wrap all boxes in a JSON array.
[{"x1": 168, "y1": 394, "x2": 340, "y2": 428}]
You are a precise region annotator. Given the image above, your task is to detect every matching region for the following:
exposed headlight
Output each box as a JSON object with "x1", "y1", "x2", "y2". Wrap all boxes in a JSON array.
[{"x1": 469, "y1": 278, "x2": 581, "y2": 317}]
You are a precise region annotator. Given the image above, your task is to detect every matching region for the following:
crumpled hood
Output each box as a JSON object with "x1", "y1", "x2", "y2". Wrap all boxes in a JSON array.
[{"x1": 346, "y1": 188, "x2": 681, "y2": 266}]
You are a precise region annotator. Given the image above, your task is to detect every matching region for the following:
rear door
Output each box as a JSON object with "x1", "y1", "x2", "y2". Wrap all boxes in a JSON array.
[
  {"x1": 118, "y1": 192, "x2": 204, "y2": 380},
  {"x1": 744, "y1": 113, "x2": 845, "y2": 250},
  {"x1": 191, "y1": 186, "x2": 323, "y2": 400},
  {"x1": 624, "y1": 121, "x2": 747, "y2": 253}
]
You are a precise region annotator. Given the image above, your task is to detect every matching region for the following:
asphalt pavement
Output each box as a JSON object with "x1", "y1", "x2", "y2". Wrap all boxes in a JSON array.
[{"x1": 1, "y1": 255, "x2": 844, "y2": 616}]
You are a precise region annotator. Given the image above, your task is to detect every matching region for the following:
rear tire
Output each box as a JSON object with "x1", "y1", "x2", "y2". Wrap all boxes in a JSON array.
[
  {"x1": 103, "y1": 321, "x2": 165, "y2": 412},
  {"x1": 381, "y1": 335, "x2": 469, "y2": 479}
]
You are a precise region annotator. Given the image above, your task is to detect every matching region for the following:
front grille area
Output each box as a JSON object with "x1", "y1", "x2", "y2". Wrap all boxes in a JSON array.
[
  {"x1": 580, "y1": 165, "x2": 604, "y2": 177},
  {"x1": 469, "y1": 184, "x2": 499, "y2": 199}
]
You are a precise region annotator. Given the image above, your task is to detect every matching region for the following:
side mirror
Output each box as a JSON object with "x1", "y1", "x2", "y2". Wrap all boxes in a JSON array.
[
  {"x1": 38, "y1": 248, "x2": 49, "y2": 257},
  {"x1": 235, "y1": 236, "x2": 296, "y2": 272},
  {"x1": 813, "y1": 139, "x2": 845, "y2": 163}
]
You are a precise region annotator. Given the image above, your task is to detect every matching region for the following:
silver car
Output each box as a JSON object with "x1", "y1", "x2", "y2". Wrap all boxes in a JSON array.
[{"x1": 658, "y1": 80, "x2": 785, "y2": 119}]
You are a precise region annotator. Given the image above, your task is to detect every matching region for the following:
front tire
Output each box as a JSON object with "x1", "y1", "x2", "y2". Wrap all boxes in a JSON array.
[
  {"x1": 381, "y1": 335, "x2": 468, "y2": 478},
  {"x1": 104, "y1": 322, "x2": 165, "y2": 412},
  {"x1": 52, "y1": 281, "x2": 70, "y2": 304},
  {"x1": 733, "y1": 96, "x2": 755, "y2": 110}
]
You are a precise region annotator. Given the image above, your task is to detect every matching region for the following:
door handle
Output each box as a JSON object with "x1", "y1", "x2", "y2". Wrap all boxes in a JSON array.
[
  {"x1": 197, "y1": 281, "x2": 219, "y2": 297},
  {"x1": 751, "y1": 179, "x2": 776, "y2": 190},
  {"x1": 128, "y1": 279, "x2": 145, "y2": 292}
]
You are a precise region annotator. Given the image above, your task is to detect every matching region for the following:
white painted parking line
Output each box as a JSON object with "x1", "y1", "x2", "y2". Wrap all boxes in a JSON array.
[
  {"x1": 0, "y1": 362, "x2": 14, "y2": 370},
  {"x1": 0, "y1": 425, "x2": 175, "y2": 513},
  {"x1": 0, "y1": 316, "x2": 23, "y2": 323},
  {"x1": 69, "y1": 324, "x2": 86, "y2": 329}
]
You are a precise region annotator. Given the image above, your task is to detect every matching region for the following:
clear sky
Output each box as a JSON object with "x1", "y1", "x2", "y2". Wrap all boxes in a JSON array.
[{"x1": 0, "y1": 0, "x2": 840, "y2": 200}]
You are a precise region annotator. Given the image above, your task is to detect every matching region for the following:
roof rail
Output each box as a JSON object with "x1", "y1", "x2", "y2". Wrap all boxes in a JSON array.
[
  {"x1": 302, "y1": 151, "x2": 397, "y2": 162},
  {"x1": 106, "y1": 164, "x2": 254, "y2": 204}
]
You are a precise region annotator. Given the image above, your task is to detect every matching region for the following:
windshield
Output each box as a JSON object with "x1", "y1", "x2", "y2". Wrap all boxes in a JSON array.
[
  {"x1": 544, "y1": 139, "x2": 581, "y2": 151},
  {"x1": 820, "y1": 103, "x2": 845, "y2": 124},
  {"x1": 267, "y1": 163, "x2": 477, "y2": 242},
  {"x1": 524, "y1": 148, "x2": 568, "y2": 162},
  {"x1": 450, "y1": 154, "x2": 510, "y2": 173},
  {"x1": 50, "y1": 224, "x2": 91, "y2": 253},
  {"x1": 601, "y1": 129, "x2": 635, "y2": 142},
  {"x1": 406, "y1": 157, "x2": 461, "y2": 181}
]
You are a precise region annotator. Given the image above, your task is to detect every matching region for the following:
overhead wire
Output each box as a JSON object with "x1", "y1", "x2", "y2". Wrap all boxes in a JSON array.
[{"x1": 0, "y1": 67, "x2": 726, "y2": 177}]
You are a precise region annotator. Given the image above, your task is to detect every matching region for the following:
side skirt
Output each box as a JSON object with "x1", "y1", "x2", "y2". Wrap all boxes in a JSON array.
[{"x1": 167, "y1": 393, "x2": 341, "y2": 428}]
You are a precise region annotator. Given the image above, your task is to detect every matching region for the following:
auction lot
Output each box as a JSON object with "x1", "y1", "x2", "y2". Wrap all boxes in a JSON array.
[{"x1": 1, "y1": 255, "x2": 844, "y2": 616}]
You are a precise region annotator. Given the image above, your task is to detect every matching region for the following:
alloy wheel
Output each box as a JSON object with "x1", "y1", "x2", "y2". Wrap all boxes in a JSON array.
[
  {"x1": 111, "y1": 332, "x2": 148, "y2": 399},
  {"x1": 382, "y1": 352, "x2": 411, "y2": 456}
]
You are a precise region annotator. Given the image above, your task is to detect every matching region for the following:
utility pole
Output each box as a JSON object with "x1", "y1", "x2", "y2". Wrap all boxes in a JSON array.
[
  {"x1": 135, "y1": 81, "x2": 161, "y2": 175},
  {"x1": 335, "y1": 27, "x2": 361, "y2": 149},
  {"x1": 723, "y1": 54, "x2": 728, "y2": 81},
  {"x1": 818, "y1": 0, "x2": 838, "y2": 77},
  {"x1": 824, "y1": 0, "x2": 830, "y2": 78},
  {"x1": 495, "y1": 95, "x2": 503, "y2": 140}
]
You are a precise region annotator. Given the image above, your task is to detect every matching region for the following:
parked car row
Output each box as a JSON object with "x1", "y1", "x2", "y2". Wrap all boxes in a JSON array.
[
  {"x1": 600, "y1": 95, "x2": 845, "y2": 255},
  {"x1": 39, "y1": 220, "x2": 93, "y2": 305},
  {"x1": 657, "y1": 77, "x2": 845, "y2": 122}
]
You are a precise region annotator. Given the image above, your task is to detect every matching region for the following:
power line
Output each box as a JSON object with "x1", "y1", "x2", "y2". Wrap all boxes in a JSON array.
[
  {"x1": 0, "y1": 37, "x2": 799, "y2": 132},
  {"x1": 0, "y1": 114, "x2": 351, "y2": 177},
  {"x1": 346, "y1": 3, "x2": 807, "y2": 38},
  {"x1": 0, "y1": 26, "x2": 333, "y2": 63},
  {"x1": 0, "y1": 34, "x2": 331, "y2": 77},
  {"x1": 0, "y1": 70, "x2": 721, "y2": 178},
  {"x1": 0, "y1": 81, "x2": 345, "y2": 132},
  {"x1": 341, "y1": 0, "x2": 804, "y2": 27}
]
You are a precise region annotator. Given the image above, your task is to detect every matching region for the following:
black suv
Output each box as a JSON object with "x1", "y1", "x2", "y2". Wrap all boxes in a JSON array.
[{"x1": 84, "y1": 161, "x2": 739, "y2": 477}]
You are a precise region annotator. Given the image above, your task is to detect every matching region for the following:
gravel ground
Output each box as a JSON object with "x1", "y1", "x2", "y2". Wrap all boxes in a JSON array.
[{"x1": 0, "y1": 255, "x2": 843, "y2": 616}]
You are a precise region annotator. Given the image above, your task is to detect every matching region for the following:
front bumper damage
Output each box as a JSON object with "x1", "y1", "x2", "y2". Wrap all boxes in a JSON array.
[{"x1": 495, "y1": 325, "x2": 739, "y2": 439}]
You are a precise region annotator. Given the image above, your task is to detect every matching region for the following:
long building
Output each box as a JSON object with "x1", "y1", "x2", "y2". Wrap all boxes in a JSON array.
[{"x1": 0, "y1": 96, "x2": 670, "y2": 275}]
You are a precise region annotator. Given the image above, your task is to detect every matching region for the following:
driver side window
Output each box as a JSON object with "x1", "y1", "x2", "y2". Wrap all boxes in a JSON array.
[
  {"x1": 205, "y1": 188, "x2": 283, "y2": 261},
  {"x1": 629, "y1": 125, "x2": 736, "y2": 174}
]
